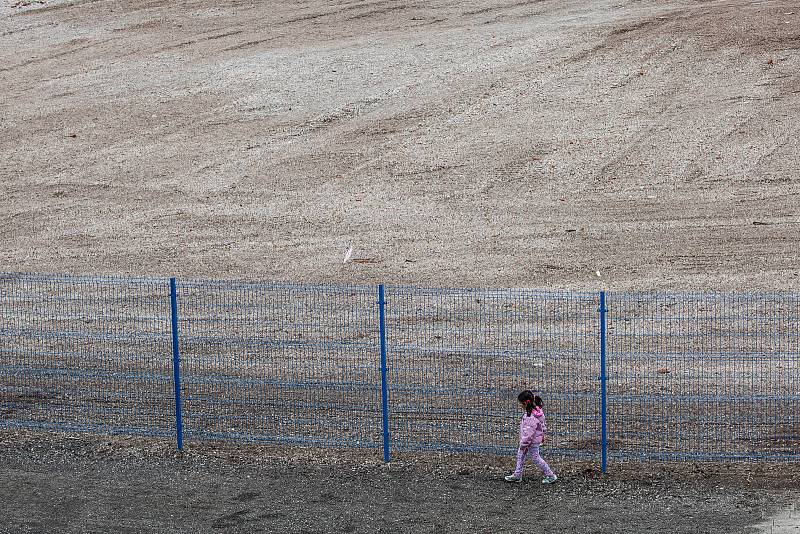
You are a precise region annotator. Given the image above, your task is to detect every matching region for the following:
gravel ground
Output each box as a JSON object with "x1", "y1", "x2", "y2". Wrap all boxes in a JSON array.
[
  {"x1": 1, "y1": 430, "x2": 798, "y2": 533},
  {"x1": 1, "y1": 0, "x2": 799, "y2": 290}
]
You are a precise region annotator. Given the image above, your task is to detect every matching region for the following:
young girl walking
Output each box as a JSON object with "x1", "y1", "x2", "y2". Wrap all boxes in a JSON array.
[{"x1": 505, "y1": 390, "x2": 557, "y2": 484}]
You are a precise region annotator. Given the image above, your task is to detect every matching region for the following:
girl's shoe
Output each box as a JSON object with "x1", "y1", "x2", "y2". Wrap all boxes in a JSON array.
[
  {"x1": 542, "y1": 475, "x2": 558, "y2": 484},
  {"x1": 504, "y1": 474, "x2": 522, "y2": 482}
]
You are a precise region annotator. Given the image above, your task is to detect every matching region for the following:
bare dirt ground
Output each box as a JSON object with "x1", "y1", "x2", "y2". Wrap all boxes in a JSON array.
[
  {"x1": 1, "y1": 429, "x2": 798, "y2": 533},
  {"x1": 1, "y1": 0, "x2": 799, "y2": 291},
  {"x1": 2, "y1": 1, "x2": 800, "y2": 532}
]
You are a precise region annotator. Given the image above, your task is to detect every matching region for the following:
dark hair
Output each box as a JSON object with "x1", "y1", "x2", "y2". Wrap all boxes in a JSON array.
[{"x1": 517, "y1": 390, "x2": 543, "y2": 416}]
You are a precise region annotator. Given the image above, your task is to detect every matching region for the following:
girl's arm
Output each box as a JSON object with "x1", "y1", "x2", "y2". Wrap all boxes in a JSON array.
[
  {"x1": 520, "y1": 420, "x2": 534, "y2": 447},
  {"x1": 540, "y1": 417, "x2": 547, "y2": 444}
]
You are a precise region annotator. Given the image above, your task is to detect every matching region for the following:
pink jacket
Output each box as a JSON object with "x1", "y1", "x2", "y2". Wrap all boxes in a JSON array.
[{"x1": 519, "y1": 407, "x2": 546, "y2": 447}]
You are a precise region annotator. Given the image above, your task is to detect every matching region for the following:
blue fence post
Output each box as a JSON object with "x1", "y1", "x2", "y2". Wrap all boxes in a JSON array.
[
  {"x1": 378, "y1": 284, "x2": 390, "y2": 463},
  {"x1": 599, "y1": 291, "x2": 608, "y2": 473},
  {"x1": 170, "y1": 277, "x2": 184, "y2": 451}
]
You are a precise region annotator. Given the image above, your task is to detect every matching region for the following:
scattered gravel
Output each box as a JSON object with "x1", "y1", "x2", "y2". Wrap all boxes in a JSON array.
[{"x1": 1, "y1": 430, "x2": 798, "y2": 533}]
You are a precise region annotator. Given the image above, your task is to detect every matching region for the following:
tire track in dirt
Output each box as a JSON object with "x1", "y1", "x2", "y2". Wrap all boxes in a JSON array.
[
  {"x1": 346, "y1": 3, "x2": 417, "y2": 21},
  {"x1": 0, "y1": 20, "x2": 53, "y2": 37},
  {"x1": 12, "y1": 0, "x2": 103, "y2": 16},
  {"x1": 463, "y1": 0, "x2": 543, "y2": 16},
  {"x1": 0, "y1": 37, "x2": 113, "y2": 73},
  {"x1": 153, "y1": 30, "x2": 250, "y2": 52}
]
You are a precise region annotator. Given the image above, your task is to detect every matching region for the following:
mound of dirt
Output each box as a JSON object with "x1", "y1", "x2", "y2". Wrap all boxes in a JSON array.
[{"x1": 1, "y1": 0, "x2": 798, "y2": 290}]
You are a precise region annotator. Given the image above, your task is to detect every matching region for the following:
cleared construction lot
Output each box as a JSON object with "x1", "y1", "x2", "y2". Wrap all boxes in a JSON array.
[
  {"x1": 1, "y1": 0, "x2": 798, "y2": 290},
  {"x1": 1, "y1": 0, "x2": 799, "y2": 532}
]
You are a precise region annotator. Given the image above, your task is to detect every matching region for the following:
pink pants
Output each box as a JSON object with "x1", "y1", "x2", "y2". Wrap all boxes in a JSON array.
[{"x1": 513, "y1": 444, "x2": 555, "y2": 478}]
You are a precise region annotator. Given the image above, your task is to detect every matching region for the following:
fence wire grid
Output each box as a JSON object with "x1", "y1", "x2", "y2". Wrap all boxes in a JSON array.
[{"x1": 1, "y1": 272, "x2": 798, "y2": 463}]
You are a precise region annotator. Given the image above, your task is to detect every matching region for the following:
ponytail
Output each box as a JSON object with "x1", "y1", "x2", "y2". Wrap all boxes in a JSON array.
[{"x1": 517, "y1": 390, "x2": 536, "y2": 416}]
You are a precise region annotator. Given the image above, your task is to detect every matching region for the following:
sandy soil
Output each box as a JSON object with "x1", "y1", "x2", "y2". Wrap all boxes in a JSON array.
[{"x1": 1, "y1": 0, "x2": 798, "y2": 290}]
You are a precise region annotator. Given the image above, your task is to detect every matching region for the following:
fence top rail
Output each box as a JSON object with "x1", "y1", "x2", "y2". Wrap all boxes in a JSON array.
[
  {"x1": 0, "y1": 272, "x2": 375, "y2": 293},
  {"x1": 176, "y1": 278, "x2": 375, "y2": 293},
  {"x1": 385, "y1": 285, "x2": 599, "y2": 299},
  {"x1": 608, "y1": 290, "x2": 800, "y2": 300},
  {"x1": 3, "y1": 272, "x2": 800, "y2": 299},
  {"x1": 0, "y1": 271, "x2": 170, "y2": 286}
]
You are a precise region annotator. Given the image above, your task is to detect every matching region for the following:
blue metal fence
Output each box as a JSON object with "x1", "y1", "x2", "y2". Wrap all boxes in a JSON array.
[
  {"x1": 606, "y1": 291, "x2": 800, "y2": 461},
  {"x1": 0, "y1": 273, "x2": 174, "y2": 438},
  {"x1": 382, "y1": 286, "x2": 600, "y2": 458},
  {"x1": 1, "y1": 272, "x2": 798, "y2": 465}
]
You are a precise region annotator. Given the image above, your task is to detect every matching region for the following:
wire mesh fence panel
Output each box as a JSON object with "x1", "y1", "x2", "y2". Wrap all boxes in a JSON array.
[
  {"x1": 606, "y1": 292, "x2": 800, "y2": 461},
  {"x1": 2, "y1": 271, "x2": 798, "y2": 464},
  {"x1": 176, "y1": 280, "x2": 382, "y2": 449},
  {"x1": 0, "y1": 273, "x2": 175, "y2": 437},
  {"x1": 383, "y1": 286, "x2": 601, "y2": 458}
]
